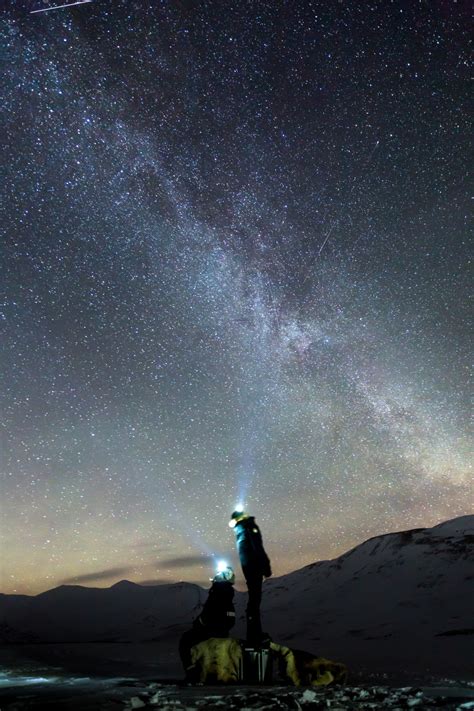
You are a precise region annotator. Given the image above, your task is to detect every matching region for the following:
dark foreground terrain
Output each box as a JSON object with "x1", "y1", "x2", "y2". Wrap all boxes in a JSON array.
[
  {"x1": 1, "y1": 677, "x2": 474, "y2": 710},
  {"x1": 0, "y1": 644, "x2": 473, "y2": 710}
]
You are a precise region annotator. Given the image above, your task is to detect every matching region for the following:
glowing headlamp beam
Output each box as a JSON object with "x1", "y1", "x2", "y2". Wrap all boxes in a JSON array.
[
  {"x1": 216, "y1": 560, "x2": 228, "y2": 573},
  {"x1": 30, "y1": 0, "x2": 92, "y2": 13}
]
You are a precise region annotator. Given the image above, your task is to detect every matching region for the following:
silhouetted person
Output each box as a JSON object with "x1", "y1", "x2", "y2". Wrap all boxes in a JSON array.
[
  {"x1": 229, "y1": 510, "x2": 272, "y2": 645},
  {"x1": 179, "y1": 566, "x2": 236, "y2": 683}
]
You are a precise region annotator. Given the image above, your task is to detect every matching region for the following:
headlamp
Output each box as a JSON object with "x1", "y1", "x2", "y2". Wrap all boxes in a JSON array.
[
  {"x1": 229, "y1": 507, "x2": 246, "y2": 527},
  {"x1": 216, "y1": 560, "x2": 228, "y2": 573}
]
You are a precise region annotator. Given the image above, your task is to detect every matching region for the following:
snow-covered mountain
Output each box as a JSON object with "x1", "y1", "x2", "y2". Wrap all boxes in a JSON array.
[
  {"x1": 258, "y1": 514, "x2": 473, "y2": 673},
  {"x1": 263, "y1": 515, "x2": 473, "y2": 638},
  {"x1": 0, "y1": 580, "x2": 207, "y2": 643},
  {"x1": 1, "y1": 516, "x2": 472, "y2": 674}
]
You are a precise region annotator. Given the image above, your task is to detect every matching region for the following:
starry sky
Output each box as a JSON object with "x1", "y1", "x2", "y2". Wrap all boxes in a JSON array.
[{"x1": 2, "y1": 0, "x2": 471, "y2": 595}]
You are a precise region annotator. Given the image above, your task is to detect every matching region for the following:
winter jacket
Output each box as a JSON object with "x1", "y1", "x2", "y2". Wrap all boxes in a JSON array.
[
  {"x1": 194, "y1": 581, "x2": 235, "y2": 636},
  {"x1": 233, "y1": 517, "x2": 272, "y2": 578}
]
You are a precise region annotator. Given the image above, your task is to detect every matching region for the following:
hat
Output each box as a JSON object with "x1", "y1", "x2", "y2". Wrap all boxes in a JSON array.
[
  {"x1": 213, "y1": 566, "x2": 235, "y2": 584},
  {"x1": 228, "y1": 510, "x2": 249, "y2": 528}
]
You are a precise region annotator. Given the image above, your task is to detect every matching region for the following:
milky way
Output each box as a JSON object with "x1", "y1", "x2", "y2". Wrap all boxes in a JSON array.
[{"x1": 2, "y1": 1, "x2": 471, "y2": 594}]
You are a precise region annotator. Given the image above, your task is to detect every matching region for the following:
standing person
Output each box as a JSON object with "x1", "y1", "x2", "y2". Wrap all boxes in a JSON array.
[
  {"x1": 179, "y1": 565, "x2": 236, "y2": 683},
  {"x1": 229, "y1": 510, "x2": 272, "y2": 646}
]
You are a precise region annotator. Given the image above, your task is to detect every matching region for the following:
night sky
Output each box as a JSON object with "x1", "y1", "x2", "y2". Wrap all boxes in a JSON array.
[{"x1": 2, "y1": 0, "x2": 471, "y2": 595}]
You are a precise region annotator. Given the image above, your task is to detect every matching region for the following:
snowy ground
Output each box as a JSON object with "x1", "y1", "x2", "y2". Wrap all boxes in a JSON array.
[
  {"x1": 1, "y1": 678, "x2": 474, "y2": 710},
  {"x1": 122, "y1": 682, "x2": 474, "y2": 710},
  {"x1": 0, "y1": 659, "x2": 473, "y2": 711}
]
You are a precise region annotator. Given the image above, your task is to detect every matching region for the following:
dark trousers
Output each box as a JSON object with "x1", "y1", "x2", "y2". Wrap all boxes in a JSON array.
[{"x1": 243, "y1": 569, "x2": 263, "y2": 644}]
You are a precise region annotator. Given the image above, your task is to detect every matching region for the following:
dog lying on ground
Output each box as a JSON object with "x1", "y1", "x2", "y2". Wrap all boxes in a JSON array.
[
  {"x1": 270, "y1": 642, "x2": 347, "y2": 686},
  {"x1": 189, "y1": 637, "x2": 347, "y2": 686}
]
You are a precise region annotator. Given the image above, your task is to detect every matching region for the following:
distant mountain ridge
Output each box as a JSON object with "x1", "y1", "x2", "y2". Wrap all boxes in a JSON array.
[
  {"x1": 0, "y1": 580, "x2": 207, "y2": 643},
  {"x1": 1, "y1": 516, "x2": 472, "y2": 675}
]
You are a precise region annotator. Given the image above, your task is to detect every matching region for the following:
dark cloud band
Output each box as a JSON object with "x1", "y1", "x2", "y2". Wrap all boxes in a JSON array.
[
  {"x1": 62, "y1": 566, "x2": 133, "y2": 584},
  {"x1": 158, "y1": 555, "x2": 213, "y2": 569}
]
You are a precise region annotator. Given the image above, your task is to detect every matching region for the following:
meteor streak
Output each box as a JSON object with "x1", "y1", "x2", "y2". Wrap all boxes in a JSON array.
[{"x1": 30, "y1": 0, "x2": 92, "y2": 13}]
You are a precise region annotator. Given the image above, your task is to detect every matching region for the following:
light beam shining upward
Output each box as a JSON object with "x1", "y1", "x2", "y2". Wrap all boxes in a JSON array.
[{"x1": 30, "y1": 0, "x2": 92, "y2": 13}]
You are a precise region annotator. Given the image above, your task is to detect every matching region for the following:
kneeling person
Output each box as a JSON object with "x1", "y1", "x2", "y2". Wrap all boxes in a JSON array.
[{"x1": 179, "y1": 565, "x2": 236, "y2": 683}]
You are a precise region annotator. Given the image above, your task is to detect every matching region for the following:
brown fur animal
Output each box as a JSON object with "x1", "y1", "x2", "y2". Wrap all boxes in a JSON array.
[
  {"x1": 270, "y1": 642, "x2": 347, "y2": 686},
  {"x1": 190, "y1": 637, "x2": 242, "y2": 683}
]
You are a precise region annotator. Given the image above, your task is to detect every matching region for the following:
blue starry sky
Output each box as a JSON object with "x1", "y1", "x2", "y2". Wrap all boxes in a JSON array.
[{"x1": 2, "y1": 0, "x2": 471, "y2": 594}]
